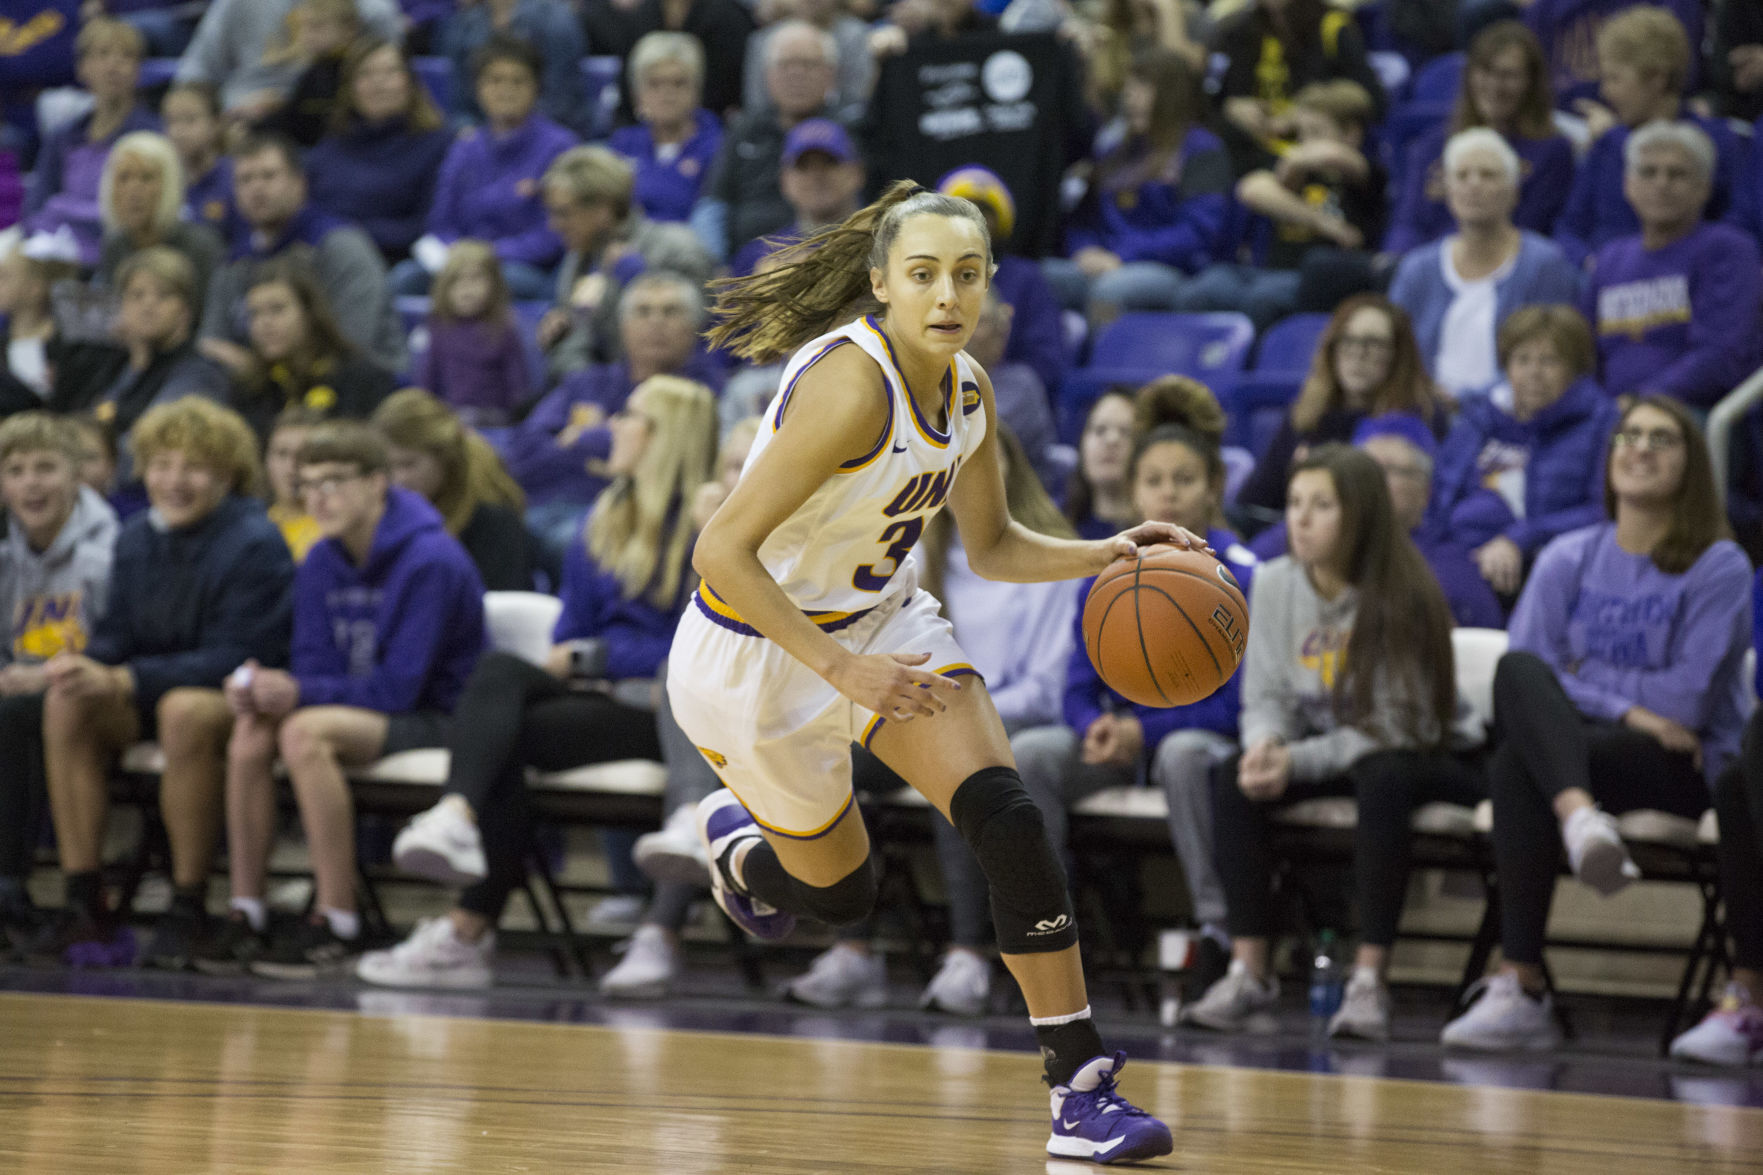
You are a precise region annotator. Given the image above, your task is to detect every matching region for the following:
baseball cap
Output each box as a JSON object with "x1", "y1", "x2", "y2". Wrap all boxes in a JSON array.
[{"x1": 782, "y1": 119, "x2": 857, "y2": 167}]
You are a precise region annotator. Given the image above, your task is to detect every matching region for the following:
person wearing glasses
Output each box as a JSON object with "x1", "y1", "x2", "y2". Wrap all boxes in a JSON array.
[
  {"x1": 1583, "y1": 121, "x2": 1762, "y2": 410},
  {"x1": 1235, "y1": 293, "x2": 1442, "y2": 519},
  {"x1": 1388, "y1": 128, "x2": 1581, "y2": 404},
  {"x1": 1429, "y1": 305, "x2": 1619, "y2": 601},
  {"x1": 197, "y1": 420, "x2": 486, "y2": 978},
  {"x1": 1442, "y1": 395, "x2": 1752, "y2": 1051}
]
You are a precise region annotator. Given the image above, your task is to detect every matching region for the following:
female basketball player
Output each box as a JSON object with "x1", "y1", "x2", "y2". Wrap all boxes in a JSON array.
[{"x1": 665, "y1": 182, "x2": 1187, "y2": 1165}]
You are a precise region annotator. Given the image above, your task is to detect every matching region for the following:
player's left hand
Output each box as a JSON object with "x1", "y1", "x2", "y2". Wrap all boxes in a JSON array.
[{"x1": 1105, "y1": 522, "x2": 1212, "y2": 563}]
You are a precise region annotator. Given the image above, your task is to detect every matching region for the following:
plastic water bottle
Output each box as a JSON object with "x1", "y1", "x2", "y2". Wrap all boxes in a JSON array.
[{"x1": 1308, "y1": 930, "x2": 1344, "y2": 1032}]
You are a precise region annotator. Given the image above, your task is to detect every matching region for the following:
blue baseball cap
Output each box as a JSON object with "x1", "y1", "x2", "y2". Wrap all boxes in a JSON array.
[{"x1": 782, "y1": 119, "x2": 857, "y2": 167}]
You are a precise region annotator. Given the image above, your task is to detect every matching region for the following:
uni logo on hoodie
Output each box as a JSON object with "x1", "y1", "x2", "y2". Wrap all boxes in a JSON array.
[{"x1": 13, "y1": 593, "x2": 85, "y2": 659}]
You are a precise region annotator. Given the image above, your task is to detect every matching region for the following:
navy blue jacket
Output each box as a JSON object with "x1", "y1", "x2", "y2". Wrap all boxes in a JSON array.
[
  {"x1": 87, "y1": 495, "x2": 294, "y2": 710},
  {"x1": 307, "y1": 117, "x2": 455, "y2": 257},
  {"x1": 1429, "y1": 375, "x2": 1618, "y2": 556},
  {"x1": 292, "y1": 487, "x2": 485, "y2": 714},
  {"x1": 553, "y1": 522, "x2": 692, "y2": 681}
]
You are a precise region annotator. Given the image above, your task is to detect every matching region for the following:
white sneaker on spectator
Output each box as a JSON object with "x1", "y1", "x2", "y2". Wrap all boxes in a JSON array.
[
  {"x1": 634, "y1": 804, "x2": 710, "y2": 886},
  {"x1": 1670, "y1": 984, "x2": 1763, "y2": 1066},
  {"x1": 392, "y1": 799, "x2": 487, "y2": 886},
  {"x1": 1328, "y1": 967, "x2": 1390, "y2": 1042},
  {"x1": 598, "y1": 925, "x2": 678, "y2": 999},
  {"x1": 356, "y1": 917, "x2": 494, "y2": 989},
  {"x1": 919, "y1": 949, "x2": 990, "y2": 1016},
  {"x1": 1179, "y1": 959, "x2": 1278, "y2": 1032},
  {"x1": 784, "y1": 943, "x2": 887, "y2": 1009},
  {"x1": 1562, "y1": 806, "x2": 1640, "y2": 896},
  {"x1": 1439, "y1": 972, "x2": 1561, "y2": 1051}
]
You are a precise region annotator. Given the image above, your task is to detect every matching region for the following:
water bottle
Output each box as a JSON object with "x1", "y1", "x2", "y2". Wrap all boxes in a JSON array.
[{"x1": 1308, "y1": 930, "x2": 1344, "y2": 1031}]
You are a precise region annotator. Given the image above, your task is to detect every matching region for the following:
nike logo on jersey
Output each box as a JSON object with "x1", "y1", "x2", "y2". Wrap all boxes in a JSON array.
[{"x1": 891, "y1": 443, "x2": 909, "y2": 453}]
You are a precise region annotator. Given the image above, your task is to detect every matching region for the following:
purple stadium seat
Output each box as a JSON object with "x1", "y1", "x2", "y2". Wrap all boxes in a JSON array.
[
  {"x1": 1056, "y1": 312, "x2": 1255, "y2": 443},
  {"x1": 1410, "y1": 53, "x2": 1464, "y2": 105},
  {"x1": 1253, "y1": 313, "x2": 1329, "y2": 376},
  {"x1": 580, "y1": 56, "x2": 623, "y2": 140},
  {"x1": 138, "y1": 58, "x2": 179, "y2": 90}
]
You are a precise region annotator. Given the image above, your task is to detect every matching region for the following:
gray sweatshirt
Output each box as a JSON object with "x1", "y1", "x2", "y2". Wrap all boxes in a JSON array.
[
  {"x1": 1240, "y1": 556, "x2": 1482, "y2": 782},
  {"x1": 176, "y1": 0, "x2": 403, "y2": 111},
  {"x1": 0, "y1": 486, "x2": 119, "y2": 667}
]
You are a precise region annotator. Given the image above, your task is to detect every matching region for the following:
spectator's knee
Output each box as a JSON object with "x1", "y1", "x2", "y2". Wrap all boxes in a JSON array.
[
  {"x1": 158, "y1": 688, "x2": 231, "y2": 758},
  {"x1": 277, "y1": 712, "x2": 332, "y2": 769},
  {"x1": 1492, "y1": 650, "x2": 1550, "y2": 713}
]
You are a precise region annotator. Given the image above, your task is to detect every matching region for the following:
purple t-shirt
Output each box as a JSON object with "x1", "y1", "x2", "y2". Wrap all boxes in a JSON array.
[{"x1": 1510, "y1": 522, "x2": 1752, "y2": 782}]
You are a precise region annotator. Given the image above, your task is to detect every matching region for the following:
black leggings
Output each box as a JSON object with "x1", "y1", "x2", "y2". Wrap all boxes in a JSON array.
[
  {"x1": 1489, "y1": 651, "x2": 1709, "y2": 966},
  {"x1": 1715, "y1": 711, "x2": 1763, "y2": 972},
  {"x1": 446, "y1": 652, "x2": 662, "y2": 921},
  {"x1": 1211, "y1": 746, "x2": 1486, "y2": 946},
  {"x1": 0, "y1": 692, "x2": 45, "y2": 880}
]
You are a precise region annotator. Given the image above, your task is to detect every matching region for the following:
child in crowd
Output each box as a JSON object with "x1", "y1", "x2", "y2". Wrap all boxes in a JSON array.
[
  {"x1": 264, "y1": 406, "x2": 327, "y2": 562},
  {"x1": 250, "y1": 0, "x2": 364, "y2": 146},
  {"x1": 161, "y1": 83, "x2": 234, "y2": 235},
  {"x1": 418, "y1": 241, "x2": 532, "y2": 428},
  {"x1": 66, "y1": 415, "x2": 117, "y2": 500},
  {"x1": 1182, "y1": 81, "x2": 1385, "y2": 329},
  {"x1": 0, "y1": 241, "x2": 70, "y2": 408}
]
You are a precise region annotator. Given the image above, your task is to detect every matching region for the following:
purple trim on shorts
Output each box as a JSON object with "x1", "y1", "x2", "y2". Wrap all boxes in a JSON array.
[
  {"x1": 691, "y1": 592, "x2": 878, "y2": 638},
  {"x1": 757, "y1": 790, "x2": 858, "y2": 840}
]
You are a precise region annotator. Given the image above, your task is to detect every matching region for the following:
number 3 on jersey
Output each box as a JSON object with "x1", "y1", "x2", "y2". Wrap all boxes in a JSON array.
[{"x1": 853, "y1": 516, "x2": 923, "y2": 592}]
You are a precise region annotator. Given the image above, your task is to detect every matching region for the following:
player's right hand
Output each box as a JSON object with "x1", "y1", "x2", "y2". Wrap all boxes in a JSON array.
[{"x1": 829, "y1": 651, "x2": 963, "y2": 722}]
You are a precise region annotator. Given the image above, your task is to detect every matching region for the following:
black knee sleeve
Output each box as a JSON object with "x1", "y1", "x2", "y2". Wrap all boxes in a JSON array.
[
  {"x1": 949, "y1": 765, "x2": 1077, "y2": 953},
  {"x1": 793, "y1": 856, "x2": 879, "y2": 927}
]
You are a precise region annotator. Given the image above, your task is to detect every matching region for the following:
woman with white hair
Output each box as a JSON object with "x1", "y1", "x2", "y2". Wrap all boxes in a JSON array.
[
  {"x1": 608, "y1": 33, "x2": 723, "y2": 225},
  {"x1": 1584, "y1": 119, "x2": 1763, "y2": 408},
  {"x1": 1389, "y1": 127, "x2": 1582, "y2": 401},
  {"x1": 95, "y1": 131, "x2": 224, "y2": 296}
]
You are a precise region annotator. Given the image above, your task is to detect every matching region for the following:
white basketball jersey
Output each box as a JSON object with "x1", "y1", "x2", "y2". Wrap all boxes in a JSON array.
[{"x1": 694, "y1": 315, "x2": 988, "y2": 631}]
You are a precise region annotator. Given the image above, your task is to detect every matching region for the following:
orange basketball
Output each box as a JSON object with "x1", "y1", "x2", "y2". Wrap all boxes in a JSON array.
[{"x1": 1082, "y1": 545, "x2": 1249, "y2": 708}]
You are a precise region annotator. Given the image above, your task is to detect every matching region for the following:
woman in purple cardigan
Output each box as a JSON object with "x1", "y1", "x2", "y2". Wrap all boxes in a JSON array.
[
  {"x1": 1385, "y1": 21, "x2": 1575, "y2": 255},
  {"x1": 1442, "y1": 395, "x2": 1752, "y2": 1052},
  {"x1": 359, "y1": 375, "x2": 717, "y2": 989}
]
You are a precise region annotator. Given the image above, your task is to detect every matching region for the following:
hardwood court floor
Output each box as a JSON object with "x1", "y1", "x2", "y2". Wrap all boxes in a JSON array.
[{"x1": 1, "y1": 992, "x2": 1761, "y2": 1174}]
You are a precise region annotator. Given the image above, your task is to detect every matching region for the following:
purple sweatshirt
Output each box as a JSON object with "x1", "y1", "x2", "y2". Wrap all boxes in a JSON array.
[
  {"x1": 417, "y1": 316, "x2": 531, "y2": 427},
  {"x1": 608, "y1": 110, "x2": 724, "y2": 225},
  {"x1": 1384, "y1": 126, "x2": 1576, "y2": 255},
  {"x1": 1510, "y1": 522, "x2": 1752, "y2": 783},
  {"x1": 291, "y1": 487, "x2": 486, "y2": 713},
  {"x1": 553, "y1": 519, "x2": 691, "y2": 680},
  {"x1": 1062, "y1": 529, "x2": 1256, "y2": 749},
  {"x1": 1585, "y1": 223, "x2": 1763, "y2": 408},
  {"x1": 1065, "y1": 128, "x2": 1232, "y2": 274},
  {"x1": 427, "y1": 113, "x2": 579, "y2": 269}
]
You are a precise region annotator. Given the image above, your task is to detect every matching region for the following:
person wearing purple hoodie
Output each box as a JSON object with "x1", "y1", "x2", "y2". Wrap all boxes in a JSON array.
[
  {"x1": 200, "y1": 422, "x2": 487, "y2": 978},
  {"x1": 1584, "y1": 121, "x2": 1763, "y2": 409},
  {"x1": 399, "y1": 36, "x2": 579, "y2": 301},
  {"x1": 1429, "y1": 306, "x2": 1619, "y2": 599},
  {"x1": 504, "y1": 271, "x2": 722, "y2": 553},
  {"x1": 1441, "y1": 395, "x2": 1752, "y2": 1052}
]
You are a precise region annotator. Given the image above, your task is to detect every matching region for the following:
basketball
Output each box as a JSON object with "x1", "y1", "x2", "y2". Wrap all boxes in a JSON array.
[{"x1": 1082, "y1": 544, "x2": 1250, "y2": 708}]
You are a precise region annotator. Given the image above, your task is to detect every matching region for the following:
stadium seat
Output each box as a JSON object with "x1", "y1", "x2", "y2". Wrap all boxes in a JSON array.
[
  {"x1": 138, "y1": 58, "x2": 179, "y2": 90},
  {"x1": 580, "y1": 56, "x2": 623, "y2": 140},
  {"x1": 1252, "y1": 313, "x2": 1329, "y2": 377},
  {"x1": 1410, "y1": 52, "x2": 1465, "y2": 104},
  {"x1": 485, "y1": 591, "x2": 563, "y2": 666},
  {"x1": 1058, "y1": 312, "x2": 1255, "y2": 442}
]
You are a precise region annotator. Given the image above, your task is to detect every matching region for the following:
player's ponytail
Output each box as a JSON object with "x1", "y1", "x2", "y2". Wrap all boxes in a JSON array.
[{"x1": 706, "y1": 180, "x2": 993, "y2": 364}]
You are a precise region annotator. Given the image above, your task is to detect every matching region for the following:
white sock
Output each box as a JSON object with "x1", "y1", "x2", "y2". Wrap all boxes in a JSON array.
[
  {"x1": 1029, "y1": 1004, "x2": 1092, "y2": 1027},
  {"x1": 1351, "y1": 965, "x2": 1380, "y2": 987},
  {"x1": 230, "y1": 897, "x2": 266, "y2": 932},
  {"x1": 322, "y1": 907, "x2": 360, "y2": 941}
]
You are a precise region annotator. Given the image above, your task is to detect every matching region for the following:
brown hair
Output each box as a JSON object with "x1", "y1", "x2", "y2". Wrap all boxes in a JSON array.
[
  {"x1": 1134, "y1": 375, "x2": 1226, "y2": 444},
  {"x1": 1603, "y1": 395, "x2": 1725, "y2": 574},
  {"x1": 114, "y1": 245, "x2": 200, "y2": 318},
  {"x1": 1292, "y1": 444, "x2": 1456, "y2": 747},
  {"x1": 707, "y1": 181, "x2": 992, "y2": 364},
  {"x1": 164, "y1": 80, "x2": 221, "y2": 118},
  {"x1": 1292, "y1": 294, "x2": 1435, "y2": 433},
  {"x1": 1496, "y1": 304, "x2": 1595, "y2": 378},
  {"x1": 332, "y1": 38, "x2": 444, "y2": 135},
  {"x1": 1294, "y1": 79, "x2": 1376, "y2": 132},
  {"x1": 431, "y1": 240, "x2": 514, "y2": 327},
  {"x1": 129, "y1": 398, "x2": 266, "y2": 497},
  {"x1": 1099, "y1": 47, "x2": 1204, "y2": 190},
  {"x1": 1597, "y1": 5, "x2": 1691, "y2": 94},
  {"x1": 1062, "y1": 390, "x2": 1137, "y2": 532},
  {"x1": 244, "y1": 255, "x2": 355, "y2": 386},
  {"x1": 76, "y1": 16, "x2": 145, "y2": 61},
  {"x1": 298, "y1": 419, "x2": 390, "y2": 475},
  {"x1": 1454, "y1": 20, "x2": 1555, "y2": 139},
  {"x1": 0, "y1": 412, "x2": 83, "y2": 466},
  {"x1": 371, "y1": 388, "x2": 524, "y2": 534}
]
